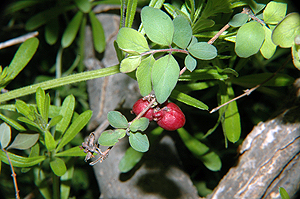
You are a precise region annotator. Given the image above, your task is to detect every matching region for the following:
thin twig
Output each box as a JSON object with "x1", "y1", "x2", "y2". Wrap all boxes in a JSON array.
[
  {"x1": 129, "y1": 97, "x2": 156, "y2": 124},
  {"x1": 0, "y1": 31, "x2": 39, "y2": 50}
]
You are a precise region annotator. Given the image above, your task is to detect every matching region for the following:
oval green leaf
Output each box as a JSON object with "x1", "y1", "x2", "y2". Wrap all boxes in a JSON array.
[
  {"x1": 0, "y1": 123, "x2": 11, "y2": 149},
  {"x1": 89, "y1": 11, "x2": 105, "y2": 53},
  {"x1": 45, "y1": 17, "x2": 59, "y2": 45},
  {"x1": 120, "y1": 56, "x2": 141, "y2": 73},
  {"x1": 200, "y1": 151, "x2": 222, "y2": 171},
  {"x1": 184, "y1": 54, "x2": 197, "y2": 72},
  {"x1": 74, "y1": 0, "x2": 91, "y2": 13},
  {"x1": 173, "y1": 16, "x2": 192, "y2": 49},
  {"x1": 119, "y1": 147, "x2": 143, "y2": 173},
  {"x1": 263, "y1": 1, "x2": 287, "y2": 25},
  {"x1": 7, "y1": 133, "x2": 39, "y2": 150},
  {"x1": 141, "y1": 6, "x2": 174, "y2": 46},
  {"x1": 50, "y1": 157, "x2": 67, "y2": 176},
  {"x1": 260, "y1": 26, "x2": 277, "y2": 59},
  {"x1": 136, "y1": 55, "x2": 154, "y2": 96},
  {"x1": 152, "y1": 54, "x2": 180, "y2": 103},
  {"x1": 61, "y1": 11, "x2": 83, "y2": 48},
  {"x1": 107, "y1": 111, "x2": 128, "y2": 129},
  {"x1": 129, "y1": 132, "x2": 149, "y2": 152},
  {"x1": 98, "y1": 129, "x2": 126, "y2": 146},
  {"x1": 279, "y1": 187, "x2": 290, "y2": 199},
  {"x1": 229, "y1": 13, "x2": 249, "y2": 27},
  {"x1": 188, "y1": 42, "x2": 217, "y2": 60},
  {"x1": 129, "y1": 117, "x2": 149, "y2": 132},
  {"x1": 235, "y1": 21, "x2": 265, "y2": 58},
  {"x1": 44, "y1": 131, "x2": 56, "y2": 151}
]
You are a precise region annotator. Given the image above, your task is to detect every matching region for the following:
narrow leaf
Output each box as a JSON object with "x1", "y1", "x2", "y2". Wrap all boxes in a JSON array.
[
  {"x1": 129, "y1": 132, "x2": 149, "y2": 152},
  {"x1": 61, "y1": 11, "x2": 83, "y2": 48},
  {"x1": 45, "y1": 17, "x2": 59, "y2": 45},
  {"x1": 0, "y1": 150, "x2": 45, "y2": 167},
  {"x1": 119, "y1": 147, "x2": 143, "y2": 173},
  {"x1": 56, "y1": 95, "x2": 75, "y2": 135},
  {"x1": 0, "y1": 113, "x2": 26, "y2": 131},
  {"x1": 125, "y1": 0, "x2": 138, "y2": 28},
  {"x1": 279, "y1": 187, "x2": 290, "y2": 199},
  {"x1": 200, "y1": 151, "x2": 222, "y2": 171},
  {"x1": 55, "y1": 146, "x2": 86, "y2": 157},
  {"x1": 0, "y1": 123, "x2": 11, "y2": 149},
  {"x1": 88, "y1": 11, "x2": 105, "y2": 53},
  {"x1": 7, "y1": 133, "x2": 39, "y2": 150},
  {"x1": 50, "y1": 157, "x2": 67, "y2": 176},
  {"x1": 107, "y1": 111, "x2": 128, "y2": 129},
  {"x1": 44, "y1": 131, "x2": 56, "y2": 151},
  {"x1": 74, "y1": 0, "x2": 91, "y2": 13},
  {"x1": 170, "y1": 90, "x2": 208, "y2": 110},
  {"x1": 48, "y1": 115, "x2": 63, "y2": 129}
]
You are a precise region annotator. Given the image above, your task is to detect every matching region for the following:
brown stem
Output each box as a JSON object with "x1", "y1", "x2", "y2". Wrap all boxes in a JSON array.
[{"x1": 0, "y1": 31, "x2": 39, "y2": 50}]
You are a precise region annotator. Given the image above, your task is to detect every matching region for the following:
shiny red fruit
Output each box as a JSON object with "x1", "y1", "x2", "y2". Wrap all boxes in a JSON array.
[
  {"x1": 132, "y1": 98, "x2": 154, "y2": 121},
  {"x1": 154, "y1": 102, "x2": 185, "y2": 131}
]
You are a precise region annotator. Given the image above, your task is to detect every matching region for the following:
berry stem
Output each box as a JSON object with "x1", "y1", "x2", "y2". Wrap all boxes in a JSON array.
[{"x1": 130, "y1": 97, "x2": 156, "y2": 124}]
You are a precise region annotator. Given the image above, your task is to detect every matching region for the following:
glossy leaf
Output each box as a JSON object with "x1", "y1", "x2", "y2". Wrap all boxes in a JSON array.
[
  {"x1": 170, "y1": 90, "x2": 209, "y2": 110},
  {"x1": 129, "y1": 132, "x2": 149, "y2": 152},
  {"x1": 173, "y1": 16, "x2": 192, "y2": 49},
  {"x1": 229, "y1": 13, "x2": 248, "y2": 27},
  {"x1": 200, "y1": 151, "x2": 222, "y2": 171},
  {"x1": 56, "y1": 146, "x2": 86, "y2": 157},
  {"x1": 89, "y1": 11, "x2": 105, "y2": 53},
  {"x1": 50, "y1": 157, "x2": 67, "y2": 176},
  {"x1": 272, "y1": 13, "x2": 300, "y2": 48},
  {"x1": 0, "y1": 113, "x2": 26, "y2": 131},
  {"x1": 56, "y1": 95, "x2": 75, "y2": 135},
  {"x1": 185, "y1": 54, "x2": 197, "y2": 72},
  {"x1": 188, "y1": 42, "x2": 217, "y2": 60},
  {"x1": 107, "y1": 111, "x2": 128, "y2": 129},
  {"x1": 136, "y1": 55, "x2": 154, "y2": 96},
  {"x1": 260, "y1": 26, "x2": 277, "y2": 59},
  {"x1": 98, "y1": 129, "x2": 126, "y2": 146},
  {"x1": 7, "y1": 133, "x2": 39, "y2": 150},
  {"x1": 119, "y1": 147, "x2": 143, "y2": 173},
  {"x1": 120, "y1": 56, "x2": 141, "y2": 73},
  {"x1": 117, "y1": 27, "x2": 149, "y2": 54},
  {"x1": 0, "y1": 150, "x2": 45, "y2": 167},
  {"x1": 152, "y1": 54, "x2": 180, "y2": 103},
  {"x1": 45, "y1": 131, "x2": 56, "y2": 151},
  {"x1": 141, "y1": 6, "x2": 174, "y2": 46},
  {"x1": 56, "y1": 110, "x2": 92, "y2": 152},
  {"x1": 235, "y1": 21, "x2": 265, "y2": 58},
  {"x1": 279, "y1": 187, "x2": 290, "y2": 199},
  {"x1": 0, "y1": 123, "x2": 11, "y2": 149},
  {"x1": 263, "y1": 1, "x2": 287, "y2": 25},
  {"x1": 61, "y1": 11, "x2": 83, "y2": 48},
  {"x1": 45, "y1": 17, "x2": 59, "y2": 45},
  {"x1": 74, "y1": 0, "x2": 91, "y2": 13},
  {"x1": 129, "y1": 117, "x2": 149, "y2": 132}
]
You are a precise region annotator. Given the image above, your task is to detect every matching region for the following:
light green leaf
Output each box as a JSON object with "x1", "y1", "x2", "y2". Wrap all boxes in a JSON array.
[
  {"x1": 18, "y1": 117, "x2": 40, "y2": 130},
  {"x1": 170, "y1": 90, "x2": 208, "y2": 110},
  {"x1": 61, "y1": 11, "x2": 83, "y2": 48},
  {"x1": 56, "y1": 110, "x2": 92, "y2": 152},
  {"x1": 56, "y1": 95, "x2": 75, "y2": 135},
  {"x1": 260, "y1": 26, "x2": 277, "y2": 59},
  {"x1": 116, "y1": 27, "x2": 149, "y2": 54},
  {"x1": 15, "y1": 100, "x2": 34, "y2": 120},
  {"x1": 119, "y1": 147, "x2": 143, "y2": 173},
  {"x1": 120, "y1": 56, "x2": 141, "y2": 73},
  {"x1": 272, "y1": 13, "x2": 300, "y2": 48},
  {"x1": 192, "y1": 19, "x2": 215, "y2": 34},
  {"x1": 136, "y1": 55, "x2": 154, "y2": 96},
  {"x1": 60, "y1": 159, "x2": 74, "y2": 199},
  {"x1": 279, "y1": 187, "x2": 290, "y2": 199},
  {"x1": 50, "y1": 157, "x2": 67, "y2": 176},
  {"x1": 129, "y1": 132, "x2": 149, "y2": 152},
  {"x1": 141, "y1": 6, "x2": 174, "y2": 46},
  {"x1": 124, "y1": 0, "x2": 138, "y2": 28},
  {"x1": 45, "y1": 131, "x2": 56, "y2": 151},
  {"x1": 229, "y1": 13, "x2": 249, "y2": 27},
  {"x1": 263, "y1": 1, "x2": 287, "y2": 25},
  {"x1": 0, "y1": 123, "x2": 11, "y2": 149},
  {"x1": 74, "y1": 0, "x2": 91, "y2": 13},
  {"x1": 36, "y1": 87, "x2": 49, "y2": 122},
  {"x1": 0, "y1": 150, "x2": 45, "y2": 167},
  {"x1": 173, "y1": 16, "x2": 192, "y2": 49},
  {"x1": 55, "y1": 146, "x2": 86, "y2": 157},
  {"x1": 0, "y1": 113, "x2": 26, "y2": 131},
  {"x1": 98, "y1": 129, "x2": 126, "y2": 146},
  {"x1": 235, "y1": 21, "x2": 265, "y2": 58},
  {"x1": 179, "y1": 68, "x2": 228, "y2": 81},
  {"x1": 89, "y1": 11, "x2": 105, "y2": 53},
  {"x1": 48, "y1": 115, "x2": 63, "y2": 129},
  {"x1": 292, "y1": 43, "x2": 300, "y2": 70},
  {"x1": 185, "y1": 54, "x2": 197, "y2": 72},
  {"x1": 152, "y1": 54, "x2": 180, "y2": 103},
  {"x1": 7, "y1": 133, "x2": 39, "y2": 150},
  {"x1": 188, "y1": 42, "x2": 217, "y2": 60},
  {"x1": 200, "y1": 151, "x2": 222, "y2": 171},
  {"x1": 130, "y1": 117, "x2": 149, "y2": 132},
  {"x1": 45, "y1": 17, "x2": 59, "y2": 45},
  {"x1": 107, "y1": 111, "x2": 128, "y2": 129}
]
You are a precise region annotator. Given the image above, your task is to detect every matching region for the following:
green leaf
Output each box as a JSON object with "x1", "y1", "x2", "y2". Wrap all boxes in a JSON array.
[
  {"x1": 0, "y1": 123, "x2": 11, "y2": 149},
  {"x1": 129, "y1": 132, "x2": 149, "y2": 152},
  {"x1": 0, "y1": 150, "x2": 45, "y2": 167},
  {"x1": 229, "y1": 13, "x2": 249, "y2": 27},
  {"x1": 185, "y1": 54, "x2": 197, "y2": 72},
  {"x1": 15, "y1": 100, "x2": 34, "y2": 120},
  {"x1": 107, "y1": 111, "x2": 128, "y2": 129},
  {"x1": 200, "y1": 151, "x2": 222, "y2": 171},
  {"x1": 56, "y1": 95, "x2": 75, "y2": 135},
  {"x1": 141, "y1": 6, "x2": 174, "y2": 46},
  {"x1": 45, "y1": 17, "x2": 59, "y2": 45},
  {"x1": 200, "y1": 0, "x2": 232, "y2": 19},
  {"x1": 55, "y1": 146, "x2": 86, "y2": 157},
  {"x1": 279, "y1": 187, "x2": 290, "y2": 199},
  {"x1": 235, "y1": 21, "x2": 265, "y2": 58},
  {"x1": 136, "y1": 55, "x2": 154, "y2": 96},
  {"x1": 292, "y1": 43, "x2": 300, "y2": 70},
  {"x1": 116, "y1": 27, "x2": 149, "y2": 54},
  {"x1": 5, "y1": 37, "x2": 39, "y2": 84},
  {"x1": 188, "y1": 42, "x2": 217, "y2": 60},
  {"x1": 88, "y1": 11, "x2": 105, "y2": 53},
  {"x1": 179, "y1": 68, "x2": 228, "y2": 81},
  {"x1": 170, "y1": 90, "x2": 208, "y2": 110},
  {"x1": 36, "y1": 87, "x2": 49, "y2": 122},
  {"x1": 124, "y1": 0, "x2": 138, "y2": 28},
  {"x1": 48, "y1": 115, "x2": 63, "y2": 129},
  {"x1": 0, "y1": 113, "x2": 26, "y2": 131},
  {"x1": 60, "y1": 160, "x2": 74, "y2": 199},
  {"x1": 120, "y1": 56, "x2": 142, "y2": 73},
  {"x1": 192, "y1": 19, "x2": 215, "y2": 34},
  {"x1": 130, "y1": 118, "x2": 149, "y2": 132},
  {"x1": 272, "y1": 13, "x2": 300, "y2": 48},
  {"x1": 7, "y1": 133, "x2": 39, "y2": 150},
  {"x1": 119, "y1": 147, "x2": 143, "y2": 173},
  {"x1": 152, "y1": 54, "x2": 180, "y2": 103},
  {"x1": 74, "y1": 0, "x2": 91, "y2": 13},
  {"x1": 45, "y1": 131, "x2": 56, "y2": 151},
  {"x1": 25, "y1": 6, "x2": 75, "y2": 30},
  {"x1": 61, "y1": 11, "x2": 83, "y2": 48},
  {"x1": 50, "y1": 157, "x2": 67, "y2": 176},
  {"x1": 260, "y1": 26, "x2": 277, "y2": 59},
  {"x1": 173, "y1": 16, "x2": 192, "y2": 49},
  {"x1": 98, "y1": 129, "x2": 126, "y2": 146},
  {"x1": 219, "y1": 83, "x2": 241, "y2": 143},
  {"x1": 56, "y1": 110, "x2": 92, "y2": 152},
  {"x1": 18, "y1": 117, "x2": 40, "y2": 130},
  {"x1": 263, "y1": 1, "x2": 287, "y2": 25}
]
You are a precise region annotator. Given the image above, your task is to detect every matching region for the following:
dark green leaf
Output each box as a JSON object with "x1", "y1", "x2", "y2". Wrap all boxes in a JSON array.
[
  {"x1": 170, "y1": 90, "x2": 208, "y2": 110},
  {"x1": 98, "y1": 129, "x2": 126, "y2": 146},
  {"x1": 7, "y1": 133, "x2": 39, "y2": 150},
  {"x1": 141, "y1": 6, "x2": 174, "y2": 46},
  {"x1": 179, "y1": 68, "x2": 228, "y2": 81},
  {"x1": 136, "y1": 55, "x2": 154, "y2": 96},
  {"x1": 185, "y1": 54, "x2": 197, "y2": 72},
  {"x1": 89, "y1": 11, "x2": 105, "y2": 53},
  {"x1": 152, "y1": 54, "x2": 180, "y2": 103},
  {"x1": 200, "y1": 151, "x2": 222, "y2": 171},
  {"x1": 129, "y1": 132, "x2": 149, "y2": 152},
  {"x1": 74, "y1": 0, "x2": 91, "y2": 13},
  {"x1": 188, "y1": 42, "x2": 217, "y2": 60},
  {"x1": 200, "y1": 0, "x2": 232, "y2": 19},
  {"x1": 50, "y1": 157, "x2": 67, "y2": 176},
  {"x1": 119, "y1": 147, "x2": 143, "y2": 173},
  {"x1": 192, "y1": 19, "x2": 215, "y2": 34},
  {"x1": 173, "y1": 16, "x2": 192, "y2": 49},
  {"x1": 263, "y1": 1, "x2": 287, "y2": 25},
  {"x1": 163, "y1": 3, "x2": 191, "y2": 20},
  {"x1": 55, "y1": 146, "x2": 86, "y2": 157},
  {"x1": 129, "y1": 118, "x2": 149, "y2": 132},
  {"x1": 0, "y1": 113, "x2": 26, "y2": 131},
  {"x1": 0, "y1": 150, "x2": 45, "y2": 167},
  {"x1": 229, "y1": 13, "x2": 249, "y2": 27},
  {"x1": 61, "y1": 11, "x2": 83, "y2": 48},
  {"x1": 0, "y1": 123, "x2": 11, "y2": 149},
  {"x1": 279, "y1": 187, "x2": 290, "y2": 199},
  {"x1": 120, "y1": 56, "x2": 141, "y2": 73},
  {"x1": 45, "y1": 17, "x2": 59, "y2": 45},
  {"x1": 107, "y1": 111, "x2": 128, "y2": 129}
]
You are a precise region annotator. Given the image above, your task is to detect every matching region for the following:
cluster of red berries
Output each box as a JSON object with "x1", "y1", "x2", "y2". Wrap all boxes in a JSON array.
[{"x1": 132, "y1": 98, "x2": 186, "y2": 131}]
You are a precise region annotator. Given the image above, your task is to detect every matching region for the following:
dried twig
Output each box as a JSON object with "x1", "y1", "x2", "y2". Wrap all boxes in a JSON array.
[{"x1": 0, "y1": 31, "x2": 39, "y2": 50}]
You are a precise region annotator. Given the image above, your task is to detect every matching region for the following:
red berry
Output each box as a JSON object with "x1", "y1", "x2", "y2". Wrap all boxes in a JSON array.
[
  {"x1": 154, "y1": 102, "x2": 185, "y2": 131},
  {"x1": 132, "y1": 98, "x2": 154, "y2": 121}
]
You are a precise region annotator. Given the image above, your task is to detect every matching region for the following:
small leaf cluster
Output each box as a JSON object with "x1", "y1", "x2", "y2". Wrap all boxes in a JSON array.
[{"x1": 99, "y1": 111, "x2": 150, "y2": 152}]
